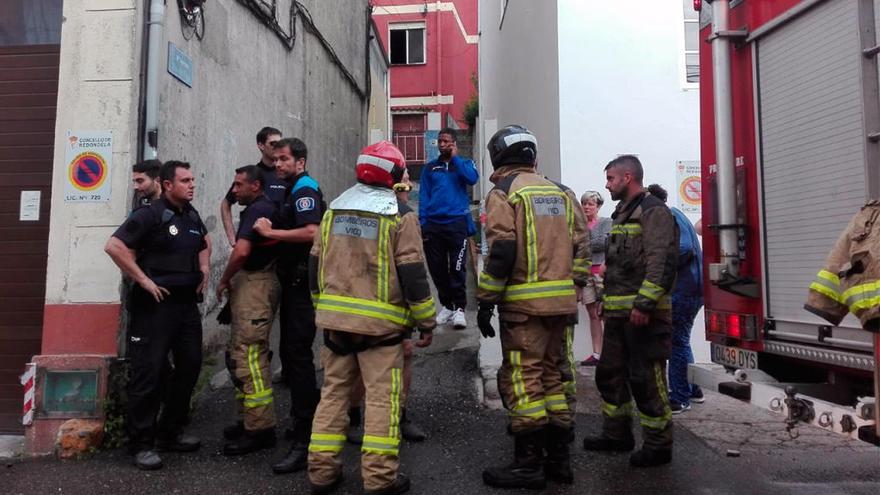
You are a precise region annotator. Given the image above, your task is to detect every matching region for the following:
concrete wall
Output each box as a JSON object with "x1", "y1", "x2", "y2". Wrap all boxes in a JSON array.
[
  {"x1": 42, "y1": 0, "x2": 143, "y2": 355},
  {"x1": 158, "y1": 0, "x2": 372, "y2": 330},
  {"x1": 477, "y1": 0, "x2": 561, "y2": 186},
  {"x1": 42, "y1": 0, "x2": 373, "y2": 354}
]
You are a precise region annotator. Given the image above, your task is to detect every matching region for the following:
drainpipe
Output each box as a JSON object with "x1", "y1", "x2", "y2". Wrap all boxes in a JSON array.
[
  {"x1": 709, "y1": 0, "x2": 740, "y2": 281},
  {"x1": 142, "y1": 0, "x2": 164, "y2": 159}
]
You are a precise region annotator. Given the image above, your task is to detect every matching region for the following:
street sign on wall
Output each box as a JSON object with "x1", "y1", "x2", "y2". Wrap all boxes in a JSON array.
[
  {"x1": 168, "y1": 42, "x2": 193, "y2": 87},
  {"x1": 64, "y1": 130, "x2": 112, "y2": 202},
  {"x1": 676, "y1": 160, "x2": 701, "y2": 214}
]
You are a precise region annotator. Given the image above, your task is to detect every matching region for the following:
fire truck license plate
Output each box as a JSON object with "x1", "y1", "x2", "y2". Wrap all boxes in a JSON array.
[{"x1": 710, "y1": 344, "x2": 758, "y2": 369}]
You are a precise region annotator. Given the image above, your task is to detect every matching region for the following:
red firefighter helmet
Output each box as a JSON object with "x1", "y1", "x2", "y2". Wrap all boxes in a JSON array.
[{"x1": 356, "y1": 141, "x2": 406, "y2": 189}]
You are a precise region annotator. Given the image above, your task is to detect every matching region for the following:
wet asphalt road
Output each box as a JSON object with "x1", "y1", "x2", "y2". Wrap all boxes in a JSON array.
[{"x1": 4, "y1": 344, "x2": 878, "y2": 495}]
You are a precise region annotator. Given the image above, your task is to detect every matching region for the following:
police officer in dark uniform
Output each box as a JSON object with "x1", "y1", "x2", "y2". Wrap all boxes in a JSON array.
[
  {"x1": 220, "y1": 127, "x2": 288, "y2": 246},
  {"x1": 252, "y1": 138, "x2": 325, "y2": 474},
  {"x1": 105, "y1": 160, "x2": 211, "y2": 470}
]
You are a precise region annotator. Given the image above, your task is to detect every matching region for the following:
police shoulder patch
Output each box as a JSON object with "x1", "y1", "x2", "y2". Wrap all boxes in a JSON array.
[{"x1": 296, "y1": 196, "x2": 316, "y2": 212}]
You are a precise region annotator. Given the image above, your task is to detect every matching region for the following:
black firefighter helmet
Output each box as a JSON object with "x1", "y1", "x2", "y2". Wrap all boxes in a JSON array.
[{"x1": 487, "y1": 125, "x2": 537, "y2": 169}]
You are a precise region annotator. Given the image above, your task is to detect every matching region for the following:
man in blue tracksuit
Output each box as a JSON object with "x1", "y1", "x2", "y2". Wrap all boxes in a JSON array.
[
  {"x1": 647, "y1": 184, "x2": 704, "y2": 413},
  {"x1": 419, "y1": 128, "x2": 479, "y2": 329}
]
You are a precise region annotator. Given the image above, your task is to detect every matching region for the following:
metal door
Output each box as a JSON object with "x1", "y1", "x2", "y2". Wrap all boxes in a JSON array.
[
  {"x1": 757, "y1": 0, "x2": 873, "y2": 354},
  {"x1": 0, "y1": 44, "x2": 58, "y2": 433}
]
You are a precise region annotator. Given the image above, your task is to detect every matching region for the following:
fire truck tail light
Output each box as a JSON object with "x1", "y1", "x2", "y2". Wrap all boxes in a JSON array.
[
  {"x1": 726, "y1": 313, "x2": 741, "y2": 339},
  {"x1": 694, "y1": 0, "x2": 702, "y2": 12},
  {"x1": 706, "y1": 310, "x2": 759, "y2": 341},
  {"x1": 707, "y1": 310, "x2": 723, "y2": 334}
]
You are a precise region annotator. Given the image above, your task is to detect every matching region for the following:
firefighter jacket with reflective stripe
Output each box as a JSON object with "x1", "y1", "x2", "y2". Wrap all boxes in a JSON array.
[
  {"x1": 476, "y1": 165, "x2": 590, "y2": 316},
  {"x1": 309, "y1": 192, "x2": 437, "y2": 336},
  {"x1": 603, "y1": 190, "x2": 678, "y2": 320},
  {"x1": 804, "y1": 200, "x2": 880, "y2": 332}
]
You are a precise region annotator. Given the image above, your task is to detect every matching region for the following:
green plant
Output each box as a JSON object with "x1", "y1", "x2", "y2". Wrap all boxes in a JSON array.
[
  {"x1": 463, "y1": 72, "x2": 479, "y2": 130},
  {"x1": 102, "y1": 359, "x2": 131, "y2": 449}
]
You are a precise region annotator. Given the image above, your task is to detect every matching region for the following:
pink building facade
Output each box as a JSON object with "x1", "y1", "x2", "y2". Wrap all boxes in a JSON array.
[{"x1": 371, "y1": 0, "x2": 478, "y2": 166}]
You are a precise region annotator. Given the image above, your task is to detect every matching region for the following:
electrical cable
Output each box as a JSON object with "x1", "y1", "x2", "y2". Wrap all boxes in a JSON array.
[{"x1": 235, "y1": 0, "x2": 367, "y2": 101}]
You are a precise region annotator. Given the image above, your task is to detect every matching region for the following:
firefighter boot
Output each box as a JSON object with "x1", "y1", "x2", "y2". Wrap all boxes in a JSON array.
[
  {"x1": 223, "y1": 428, "x2": 277, "y2": 456},
  {"x1": 582, "y1": 415, "x2": 635, "y2": 452},
  {"x1": 223, "y1": 421, "x2": 245, "y2": 440},
  {"x1": 482, "y1": 429, "x2": 547, "y2": 489},
  {"x1": 544, "y1": 424, "x2": 573, "y2": 484},
  {"x1": 629, "y1": 448, "x2": 672, "y2": 467}
]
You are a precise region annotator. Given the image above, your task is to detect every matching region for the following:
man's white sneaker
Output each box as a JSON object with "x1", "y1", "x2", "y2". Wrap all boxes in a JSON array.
[
  {"x1": 452, "y1": 308, "x2": 467, "y2": 329},
  {"x1": 436, "y1": 306, "x2": 454, "y2": 324}
]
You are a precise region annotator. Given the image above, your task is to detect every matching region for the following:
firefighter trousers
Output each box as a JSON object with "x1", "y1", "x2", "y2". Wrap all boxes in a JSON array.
[
  {"x1": 226, "y1": 266, "x2": 280, "y2": 432},
  {"x1": 497, "y1": 313, "x2": 572, "y2": 433},
  {"x1": 308, "y1": 331, "x2": 404, "y2": 492},
  {"x1": 595, "y1": 317, "x2": 673, "y2": 452}
]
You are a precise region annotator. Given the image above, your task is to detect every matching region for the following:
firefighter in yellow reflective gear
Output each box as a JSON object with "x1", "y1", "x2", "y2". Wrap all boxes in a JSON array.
[
  {"x1": 805, "y1": 199, "x2": 880, "y2": 333},
  {"x1": 216, "y1": 165, "x2": 281, "y2": 456},
  {"x1": 476, "y1": 125, "x2": 591, "y2": 489},
  {"x1": 582, "y1": 155, "x2": 679, "y2": 468},
  {"x1": 307, "y1": 141, "x2": 436, "y2": 495}
]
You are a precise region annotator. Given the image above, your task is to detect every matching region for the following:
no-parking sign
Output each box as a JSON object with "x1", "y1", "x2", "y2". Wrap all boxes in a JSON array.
[
  {"x1": 64, "y1": 130, "x2": 112, "y2": 202},
  {"x1": 676, "y1": 160, "x2": 701, "y2": 214}
]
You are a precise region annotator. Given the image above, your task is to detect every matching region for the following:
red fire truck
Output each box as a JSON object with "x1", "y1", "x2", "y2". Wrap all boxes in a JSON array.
[{"x1": 696, "y1": 0, "x2": 878, "y2": 441}]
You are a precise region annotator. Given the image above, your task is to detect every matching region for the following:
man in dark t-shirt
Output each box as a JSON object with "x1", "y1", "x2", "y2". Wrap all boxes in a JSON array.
[
  {"x1": 105, "y1": 160, "x2": 210, "y2": 470},
  {"x1": 252, "y1": 138, "x2": 325, "y2": 474},
  {"x1": 216, "y1": 165, "x2": 281, "y2": 456},
  {"x1": 220, "y1": 126, "x2": 286, "y2": 246}
]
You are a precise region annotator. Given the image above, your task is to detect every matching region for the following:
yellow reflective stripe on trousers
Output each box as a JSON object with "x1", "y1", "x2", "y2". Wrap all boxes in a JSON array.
[
  {"x1": 389, "y1": 367, "x2": 401, "y2": 440},
  {"x1": 503, "y1": 279, "x2": 576, "y2": 302},
  {"x1": 638, "y1": 279, "x2": 666, "y2": 302},
  {"x1": 409, "y1": 298, "x2": 436, "y2": 321},
  {"x1": 511, "y1": 399, "x2": 547, "y2": 418},
  {"x1": 841, "y1": 280, "x2": 880, "y2": 312},
  {"x1": 362, "y1": 435, "x2": 400, "y2": 456},
  {"x1": 319, "y1": 210, "x2": 333, "y2": 292},
  {"x1": 478, "y1": 271, "x2": 507, "y2": 292},
  {"x1": 510, "y1": 351, "x2": 528, "y2": 407},
  {"x1": 243, "y1": 388, "x2": 273, "y2": 408},
  {"x1": 309, "y1": 433, "x2": 346, "y2": 453},
  {"x1": 563, "y1": 325, "x2": 576, "y2": 395},
  {"x1": 545, "y1": 394, "x2": 569, "y2": 412},
  {"x1": 639, "y1": 362, "x2": 672, "y2": 430},
  {"x1": 248, "y1": 344, "x2": 264, "y2": 393},
  {"x1": 316, "y1": 294, "x2": 413, "y2": 326},
  {"x1": 602, "y1": 400, "x2": 633, "y2": 418},
  {"x1": 610, "y1": 223, "x2": 642, "y2": 235}
]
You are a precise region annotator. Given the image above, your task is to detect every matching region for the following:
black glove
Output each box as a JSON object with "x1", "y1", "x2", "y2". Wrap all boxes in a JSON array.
[
  {"x1": 216, "y1": 301, "x2": 232, "y2": 325},
  {"x1": 477, "y1": 303, "x2": 496, "y2": 338}
]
